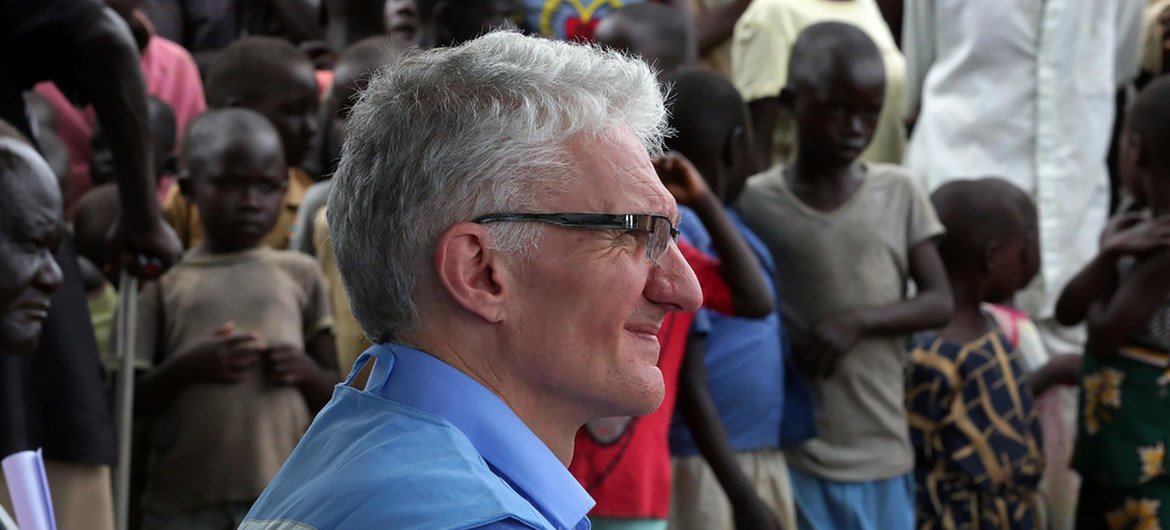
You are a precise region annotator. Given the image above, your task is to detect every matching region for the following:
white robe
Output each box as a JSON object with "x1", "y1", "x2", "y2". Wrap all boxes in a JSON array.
[{"x1": 903, "y1": 0, "x2": 1143, "y2": 352}]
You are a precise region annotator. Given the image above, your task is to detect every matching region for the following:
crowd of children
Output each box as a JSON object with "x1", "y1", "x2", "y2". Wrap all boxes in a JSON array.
[{"x1": 3, "y1": 0, "x2": 1170, "y2": 529}]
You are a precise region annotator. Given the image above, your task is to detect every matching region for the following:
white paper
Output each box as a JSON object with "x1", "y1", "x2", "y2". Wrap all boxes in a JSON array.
[{"x1": 1, "y1": 450, "x2": 55, "y2": 530}]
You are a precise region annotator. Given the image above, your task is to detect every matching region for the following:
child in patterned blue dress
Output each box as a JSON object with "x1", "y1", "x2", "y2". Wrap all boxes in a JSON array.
[{"x1": 907, "y1": 178, "x2": 1046, "y2": 529}]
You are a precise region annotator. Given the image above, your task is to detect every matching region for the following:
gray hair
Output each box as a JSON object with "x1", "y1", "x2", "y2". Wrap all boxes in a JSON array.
[{"x1": 328, "y1": 31, "x2": 669, "y2": 343}]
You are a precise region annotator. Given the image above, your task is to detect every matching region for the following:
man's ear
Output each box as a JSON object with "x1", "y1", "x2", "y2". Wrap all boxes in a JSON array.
[{"x1": 433, "y1": 222, "x2": 510, "y2": 324}]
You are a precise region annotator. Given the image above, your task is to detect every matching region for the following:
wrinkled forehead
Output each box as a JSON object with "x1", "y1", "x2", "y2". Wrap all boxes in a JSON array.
[{"x1": 551, "y1": 128, "x2": 676, "y2": 221}]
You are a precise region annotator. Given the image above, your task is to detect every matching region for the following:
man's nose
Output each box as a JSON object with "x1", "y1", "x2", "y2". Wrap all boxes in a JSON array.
[
  {"x1": 644, "y1": 241, "x2": 702, "y2": 313},
  {"x1": 34, "y1": 253, "x2": 64, "y2": 295}
]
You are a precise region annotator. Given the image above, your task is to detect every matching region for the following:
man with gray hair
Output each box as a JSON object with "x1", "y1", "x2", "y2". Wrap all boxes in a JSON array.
[{"x1": 241, "y1": 31, "x2": 702, "y2": 530}]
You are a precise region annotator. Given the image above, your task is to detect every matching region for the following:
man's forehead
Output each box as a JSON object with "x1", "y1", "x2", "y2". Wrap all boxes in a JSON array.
[{"x1": 560, "y1": 130, "x2": 675, "y2": 218}]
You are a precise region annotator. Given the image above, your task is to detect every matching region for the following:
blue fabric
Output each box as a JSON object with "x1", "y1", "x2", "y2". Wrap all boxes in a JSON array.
[
  {"x1": 788, "y1": 467, "x2": 915, "y2": 530},
  {"x1": 669, "y1": 207, "x2": 815, "y2": 455},
  {"x1": 242, "y1": 344, "x2": 593, "y2": 530}
]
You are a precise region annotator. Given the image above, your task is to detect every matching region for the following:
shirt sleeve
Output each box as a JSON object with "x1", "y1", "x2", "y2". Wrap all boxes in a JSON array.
[
  {"x1": 903, "y1": 171, "x2": 945, "y2": 246},
  {"x1": 731, "y1": 5, "x2": 792, "y2": 102},
  {"x1": 901, "y1": 0, "x2": 935, "y2": 117},
  {"x1": 680, "y1": 240, "x2": 734, "y2": 316}
]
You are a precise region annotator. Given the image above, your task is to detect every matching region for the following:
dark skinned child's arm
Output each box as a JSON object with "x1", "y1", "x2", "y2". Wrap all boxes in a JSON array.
[
  {"x1": 693, "y1": 0, "x2": 753, "y2": 56},
  {"x1": 654, "y1": 153, "x2": 774, "y2": 318},
  {"x1": 800, "y1": 239, "x2": 952, "y2": 378},
  {"x1": 135, "y1": 322, "x2": 264, "y2": 417},
  {"x1": 676, "y1": 334, "x2": 782, "y2": 530},
  {"x1": 1085, "y1": 250, "x2": 1170, "y2": 358},
  {"x1": 1056, "y1": 215, "x2": 1170, "y2": 325},
  {"x1": 266, "y1": 329, "x2": 339, "y2": 412}
]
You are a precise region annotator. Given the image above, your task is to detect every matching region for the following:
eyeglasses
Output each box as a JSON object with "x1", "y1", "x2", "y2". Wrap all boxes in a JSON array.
[{"x1": 473, "y1": 213, "x2": 680, "y2": 264}]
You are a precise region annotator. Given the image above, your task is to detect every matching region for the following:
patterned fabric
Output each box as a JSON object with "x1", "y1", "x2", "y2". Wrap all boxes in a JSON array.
[
  {"x1": 1077, "y1": 476, "x2": 1170, "y2": 530},
  {"x1": 1074, "y1": 350, "x2": 1170, "y2": 490},
  {"x1": 906, "y1": 330, "x2": 1044, "y2": 530},
  {"x1": 1072, "y1": 254, "x2": 1170, "y2": 530}
]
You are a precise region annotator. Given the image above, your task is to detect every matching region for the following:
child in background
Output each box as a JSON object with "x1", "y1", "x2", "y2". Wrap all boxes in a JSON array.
[
  {"x1": 133, "y1": 109, "x2": 337, "y2": 530},
  {"x1": 984, "y1": 182, "x2": 1081, "y2": 530},
  {"x1": 1056, "y1": 77, "x2": 1170, "y2": 529},
  {"x1": 907, "y1": 178, "x2": 1045, "y2": 529},
  {"x1": 593, "y1": 2, "x2": 694, "y2": 78},
  {"x1": 663, "y1": 68, "x2": 810, "y2": 530},
  {"x1": 735, "y1": 22, "x2": 952, "y2": 530},
  {"x1": 731, "y1": 0, "x2": 905, "y2": 167},
  {"x1": 163, "y1": 37, "x2": 320, "y2": 250}
]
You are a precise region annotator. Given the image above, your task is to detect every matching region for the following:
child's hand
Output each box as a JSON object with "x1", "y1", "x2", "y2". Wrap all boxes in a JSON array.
[
  {"x1": 1102, "y1": 215, "x2": 1170, "y2": 257},
  {"x1": 181, "y1": 322, "x2": 264, "y2": 384},
  {"x1": 793, "y1": 313, "x2": 864, "y2": 378},
  {"x1": 264, "y1": 343, "x2": 320, "y2": 386},
  {"x1": 652, "y1": 152, "x2": 712, "y2": 207}
]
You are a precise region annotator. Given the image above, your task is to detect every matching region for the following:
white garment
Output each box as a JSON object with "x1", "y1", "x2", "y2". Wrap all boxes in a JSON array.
[{"x1": 903, "y1": 0, "x2": 1143, "y2": 331}]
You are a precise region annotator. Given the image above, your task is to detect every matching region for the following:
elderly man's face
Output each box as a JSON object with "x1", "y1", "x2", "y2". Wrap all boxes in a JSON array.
[
  {"x1": 0, "y1": 146, "x2": 65, "y2": 355},
  {"x1": 503, "y1": 127, "x2": 702, "y2": 419}
]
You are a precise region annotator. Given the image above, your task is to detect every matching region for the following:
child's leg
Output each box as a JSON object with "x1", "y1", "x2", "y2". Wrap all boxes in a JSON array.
[{"x1": 788, "y1": 467, "x2": 914, "y2": 530}]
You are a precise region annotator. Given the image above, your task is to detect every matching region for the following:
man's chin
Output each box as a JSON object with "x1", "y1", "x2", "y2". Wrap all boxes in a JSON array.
[{"x1": 607, "y1": 374, "x2": 665, "y2": 418}]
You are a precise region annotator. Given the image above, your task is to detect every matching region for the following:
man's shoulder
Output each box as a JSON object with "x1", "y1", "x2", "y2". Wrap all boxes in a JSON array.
[{"x1": 243, "y1": 395, "x2": 551, "y2": 530}]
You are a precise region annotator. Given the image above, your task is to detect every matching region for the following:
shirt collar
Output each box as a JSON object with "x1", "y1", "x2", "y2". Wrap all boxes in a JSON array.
[{"x1": 372, "y1": 343, "x2": 594, "y2": 529}]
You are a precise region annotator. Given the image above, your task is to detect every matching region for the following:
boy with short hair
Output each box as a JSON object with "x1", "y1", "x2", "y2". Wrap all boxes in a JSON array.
[
  {"x1": 731, "y1": 0, "x2": 905, "y2": 167},
  {"x1": 907, "y1": 178, "x2": 1046, "y2": 529},
  {"x1": 133, "y1": 109, "x2": 337, "y2": 530},
  {"x1": 663, "y1": 67, "x2": 811, "y2": 530},
  {"x1": 735, "y1": 22, "x2": 952, "y2": 529},
  {"x1": 163, "y1": 37, "x2": 319, "y2": 250}
]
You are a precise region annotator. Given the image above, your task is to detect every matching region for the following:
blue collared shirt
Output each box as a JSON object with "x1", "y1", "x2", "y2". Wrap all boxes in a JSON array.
[{"x1": 242, "y1": 344, "x2": 593, "y2": 530}]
